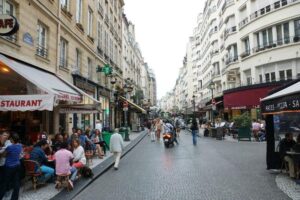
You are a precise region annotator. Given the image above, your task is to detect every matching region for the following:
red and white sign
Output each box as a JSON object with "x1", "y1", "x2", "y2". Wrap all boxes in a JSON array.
[
  {"x1": 57, "y1": 92, "x2": 82, "y2": 102},
  {"x1": 0, "y1": 14, "x2": 19, "y2": 36},
  {"x1": 0, "y1": 95, "x2": 54, "y2": 111}
]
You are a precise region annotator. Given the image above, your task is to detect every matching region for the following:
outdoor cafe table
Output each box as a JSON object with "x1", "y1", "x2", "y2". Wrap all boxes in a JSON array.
[{"x1": 286, "y1": 151, "x2": 300, "y2": 179}]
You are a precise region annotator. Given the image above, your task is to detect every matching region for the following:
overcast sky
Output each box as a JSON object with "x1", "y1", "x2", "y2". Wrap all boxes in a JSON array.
[{"x1": 124, "y1": 0, "x2": 204, "y2": 99}]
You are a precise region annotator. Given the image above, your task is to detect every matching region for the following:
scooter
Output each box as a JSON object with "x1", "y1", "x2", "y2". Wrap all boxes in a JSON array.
[{"x1": 163, "y1": 132, "x2": 174, "y2": 148}]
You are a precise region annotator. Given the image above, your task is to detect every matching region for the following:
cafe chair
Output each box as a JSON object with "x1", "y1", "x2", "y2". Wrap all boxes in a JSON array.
[{"x1": 23, "y1": 160, "x2": 43, "y2": 191}]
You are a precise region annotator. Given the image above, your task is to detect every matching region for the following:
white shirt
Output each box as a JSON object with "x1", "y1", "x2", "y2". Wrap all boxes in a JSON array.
[
  {"x1": 110, "y1": 133, "x2": 124, "y2": 153},
  {"x1": 73, "y1": 145, "x2": 86, "y2": 165}
]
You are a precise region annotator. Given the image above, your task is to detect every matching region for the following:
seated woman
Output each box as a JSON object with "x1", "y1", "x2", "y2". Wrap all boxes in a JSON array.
[
  {"x1": 91, "y1": 129, "x2": 108, "y2": 156},
  {"x1": 72, "y1": 139, "x2": 86, "y2": 169}
]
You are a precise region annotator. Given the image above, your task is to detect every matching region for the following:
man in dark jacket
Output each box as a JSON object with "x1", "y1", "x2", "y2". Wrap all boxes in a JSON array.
[
  {"x1": 30, "y1": 140, "x2": 54, "y2": 182},
  {"x1": 279, "y1": 132, "x2": 296, "y2": 178}
]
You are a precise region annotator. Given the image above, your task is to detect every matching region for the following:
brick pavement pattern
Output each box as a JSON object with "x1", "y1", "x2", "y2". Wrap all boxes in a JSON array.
[{"x1": 74, "y1": 130, "x2": 291, "y2": 200}]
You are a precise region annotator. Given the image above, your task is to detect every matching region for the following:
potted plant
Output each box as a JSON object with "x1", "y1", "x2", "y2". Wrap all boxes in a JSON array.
[{"x1": 233, "y1": 112, "x2": 252, "y2": 141}]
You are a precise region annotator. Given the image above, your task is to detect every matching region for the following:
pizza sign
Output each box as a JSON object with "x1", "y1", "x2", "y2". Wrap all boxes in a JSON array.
[{"x1": 0, "y1": 14, "x2": 19, "y2": 36}]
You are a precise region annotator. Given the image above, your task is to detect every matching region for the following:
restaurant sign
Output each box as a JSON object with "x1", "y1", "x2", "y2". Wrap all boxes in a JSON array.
[
  {"x1": 0, "y1": 14, "x2": 19, "y2": 36},
  {"x1": 0, "y1": 94, "x2": 54, "y2": 111},
  {"x1": 261, "y1": 93, "x2": 300, "y2": 114}
]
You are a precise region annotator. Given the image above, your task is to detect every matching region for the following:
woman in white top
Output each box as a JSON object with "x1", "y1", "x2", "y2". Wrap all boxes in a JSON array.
[{"x1": 72, "y1": 139, "x2": 86, "y2": 169}]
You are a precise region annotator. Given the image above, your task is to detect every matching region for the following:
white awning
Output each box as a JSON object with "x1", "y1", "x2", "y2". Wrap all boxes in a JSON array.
[
  {"x1": 0, "y1": 54, "x2": 81, "y2": 103},
  {"x1": 261, "y1": 81, "x2": 300, "y2": 102},
  {"x1": 119, "y1": 96, "x2": 147, "y2": 114}
]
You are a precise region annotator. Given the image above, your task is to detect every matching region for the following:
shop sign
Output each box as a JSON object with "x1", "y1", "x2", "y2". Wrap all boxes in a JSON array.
[
  {"x1": 261, "y1": 94, "x2": 300, "y2": 114},
  {"x1": 0, "y1": 94, "x2": 54, "y2": 111},
  {"x1": 0, "y1": 14, "x2": 19, "y2": 36},
  {"x1": 74, "y1": 77, "x2": 95, "y2": 93},
  {"x1": 57, "y1": 92, "x2": 82, "y2": 102}
]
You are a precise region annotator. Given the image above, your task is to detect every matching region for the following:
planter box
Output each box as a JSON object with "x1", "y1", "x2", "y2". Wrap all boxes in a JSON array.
[{"x1": 238, "y1": 127, "x2": 251, "y2": 141}]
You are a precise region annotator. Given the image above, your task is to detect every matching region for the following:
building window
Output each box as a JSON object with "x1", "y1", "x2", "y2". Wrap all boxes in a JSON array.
[
  {"x1": 262, "y1": 30, "x2": 268, "y2": 46},
  {"x1": 246, "y1": 77, "x2": 252, "y2": 85},
  {"x1": 87, "y1": 7, "x2": 93, "y2": 36},
  {"x1": 75, "y1": 48, "x2": 81, "y2": 72},
  {"x1": 88, "y1": 58, "x2": 92, "y2": 79},
  {"x1": 271, "y1": 72, "x2": 276, "y2": 82},
  {"x1": 279, "y1": 70, "x2": 285, "y2": 80},
  {"x1": 60, "y1": 0, "x2": 69, "y2": 10},
  {"x1": 276, "y1": 25, "x2": 283, "y2": 45},
  {"x1": 59, "y1": 38, "x2": 68, "y2": 68},
  {"x1": 267, "y1": 28, "x2": 273, "y2": 44},
  {"x1": 283, "y1": 23, "x2": 289, "y2": 43},
  {"x1": 97, "y1": 21, "x2": 103, "y2": 48},
  {"x1": 36, "y1": 22, "x2": 48, "y2": 58},
  {"x1": 256, "y1": 33, "x2": 260, "y2": 47},
  {"x1": 286, "y1": 69, "x2": 292, "y2": 80},
  {"x1": 265, "y1": 73, "x2": 270, "y2": 82},
  {"x1": 244, "y1": 37, "x2": 250, "y2": 53},
  {"x1": 294, "y1": 19, "x2": 300, "y2": 37},
  {"x1": 76, "y1": 0, "x2": 82, "y2": 23},
  {"x1": 259, "y1": 74, "x2": 263, "y2": 83}
]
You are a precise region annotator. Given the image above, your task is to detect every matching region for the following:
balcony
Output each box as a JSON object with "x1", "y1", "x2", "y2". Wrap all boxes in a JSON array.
[
  {"x1": 249, "y1": 0, "x2": 297, "y2": 21},
  {"x1": 224, "y1": 26, "x2": 237, "y2": 40},
  {"x1": 1, "y1": 34, "x2": 17, "y2": 43},
  {"x1": 252, "y1": 36, "x2": 300, "y2": 54},
  {"x1": 210, "y1": 49, "x2": 219, "y2": 57},
  {"x1": 209, "y1": 26, "x2": 218, "y2": 37},
  {"x1": 240, "y1": 50, "x2": 251, "y2": 59},
  {"x1": 225, "y1": 56, "x2": 238, "y2": 65},
  {"x1": 238, "y1": 17, "x2": 249, "y2": 29},
  {"x1": 98, "y1": 4, "x2": 104, "y2": 17},
  {"x1": 221, "y1": 0, "x2": 235, "y2": 13},
  {"x1": 36, "y1": 45, "x2": 48, "y2": 58}
]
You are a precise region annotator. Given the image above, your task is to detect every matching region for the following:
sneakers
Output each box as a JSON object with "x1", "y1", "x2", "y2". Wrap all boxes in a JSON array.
[
  {"x1": 68, "y1": 180, "x2": 74, "y2": 190},
  {"x1": 114, "y1": 167, "x2": 118, "y2": 170}
]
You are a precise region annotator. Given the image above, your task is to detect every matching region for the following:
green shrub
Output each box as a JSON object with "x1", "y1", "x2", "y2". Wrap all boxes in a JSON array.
[{"x1": 233, "y1": 112, "x2": 252, "y2": 128}]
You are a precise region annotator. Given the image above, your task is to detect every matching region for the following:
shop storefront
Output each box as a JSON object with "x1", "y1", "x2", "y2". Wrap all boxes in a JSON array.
[
  {"x1": 0, "y1": 54, "x2": 99, "y2": 144},
  {"x1": 261, "y1": 80, "x2": 300, "y2": 169},
  {"x1": 223, "y1": 83, "x2": 282, "y2": 121},
  {"x1": 97, "y1": 87, "x2": 111, "y2": 130}
]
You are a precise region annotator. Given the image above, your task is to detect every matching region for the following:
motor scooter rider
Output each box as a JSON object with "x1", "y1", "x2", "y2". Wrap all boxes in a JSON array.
[{"x1": 163, "y1": 120, "x2": 178, "y2": 145}]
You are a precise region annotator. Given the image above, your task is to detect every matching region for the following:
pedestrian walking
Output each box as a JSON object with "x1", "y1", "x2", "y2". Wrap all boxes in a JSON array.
[
  {"x1": 0, "y1": 133, "x2": 22, "y2": 200},
  {"x1": 110, "y1": 129, "x2": 124, "y2": 170},
  {"x1": 155, "y1": 118, "x2": 163, "y2": 141},
  {"x1": 190, "y1": 118, "x2": 199, "y2": 146}
]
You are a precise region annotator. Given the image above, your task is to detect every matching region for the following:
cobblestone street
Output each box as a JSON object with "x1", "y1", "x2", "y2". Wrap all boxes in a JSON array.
[{"x1": 74, "y1": 130, "x2": 291, "y2": 200}]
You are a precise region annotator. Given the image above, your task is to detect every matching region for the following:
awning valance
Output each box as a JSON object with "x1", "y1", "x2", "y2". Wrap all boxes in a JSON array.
[
  {"x1": 59, "y1": 104, "x2": 101, "y2": 114},
  {"x1": 261, "y1": 81, "x2": 300, "y2": 115},
  {"x1": 119, "y1": 96, "x2": 147, "y2": 114},
  {"x1": 0, "y1": 54, "x2": 81, "y2": 102}
]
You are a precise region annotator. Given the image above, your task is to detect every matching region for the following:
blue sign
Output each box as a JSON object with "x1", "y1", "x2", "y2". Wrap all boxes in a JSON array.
[{"x1": 23, "y1": 32, "x2": 33, "y2": 46}]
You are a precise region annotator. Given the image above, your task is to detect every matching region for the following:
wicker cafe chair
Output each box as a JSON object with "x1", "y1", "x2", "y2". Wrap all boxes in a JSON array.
[{"x1": 23, "y1": 160, "x2": 43, "y2": 191}]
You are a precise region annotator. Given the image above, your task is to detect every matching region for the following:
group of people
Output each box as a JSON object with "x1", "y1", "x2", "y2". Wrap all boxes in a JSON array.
[{"x1": 0, "y1": 120, "x2": 126, "y2": 199}]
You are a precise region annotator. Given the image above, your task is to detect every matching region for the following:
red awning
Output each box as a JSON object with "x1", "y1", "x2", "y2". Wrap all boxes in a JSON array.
[{"x1": 224, "y1": 85, "x2": 279, "y2": 109}]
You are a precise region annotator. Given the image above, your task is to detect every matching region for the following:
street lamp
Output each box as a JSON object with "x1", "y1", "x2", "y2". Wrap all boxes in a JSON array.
[
  {"x1": 123, "y1": 81, "x2": 133, "y2": 141},
  {"x1": 192, "y1": 95, "x2": 196, "y2": 118},
  {"x1": 209, "y1": 82, "x2": 215, "y2": 126}
]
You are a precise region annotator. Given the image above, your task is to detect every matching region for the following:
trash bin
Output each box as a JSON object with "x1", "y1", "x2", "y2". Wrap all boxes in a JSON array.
[
  {"x1": 119, "y1": 127, "x2": 126, "y2": 139},
  {"x1": 216, "y1": 127, "x2": 223, "y2": 140},
  {"x1": 211, "y1": 128, "x2": 217, "y2": 137},
  {"x1": 102, "y1": 131, "x2": 112, "y2": 147}
]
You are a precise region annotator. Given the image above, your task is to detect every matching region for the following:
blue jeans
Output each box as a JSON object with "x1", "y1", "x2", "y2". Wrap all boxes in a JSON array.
[
  {"x1": 192, "y1": 130, "x2": 197, "y2": 145},
  {"x1": 70, "y1": 167, "x2": 77, "y2": 182},
  {"x1": 40, "y1": 165, "x2": 54, "y2": 181}
]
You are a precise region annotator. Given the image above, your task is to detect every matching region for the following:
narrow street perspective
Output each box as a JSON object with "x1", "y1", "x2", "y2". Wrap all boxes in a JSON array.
[{"x1": 74, "y1": 131, "x2": 290, "y2": 200}]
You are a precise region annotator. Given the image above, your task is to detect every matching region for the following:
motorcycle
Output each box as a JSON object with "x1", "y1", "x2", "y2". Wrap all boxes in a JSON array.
[{"x1": 163, "y1": 132, "x2": 174, "y2": 148}]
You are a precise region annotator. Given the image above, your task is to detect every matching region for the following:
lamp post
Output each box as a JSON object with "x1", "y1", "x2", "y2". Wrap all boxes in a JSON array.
[
  {"x1": 123, "y1": 80, "x2": 133, "y2": 141},
  {"x1": 209, "y1": 82, "x2": 215, "y2": 126},
  {"x1": 192, "y1": 95, "x2": 196, "y2": 118},
  {"x1": 110, "y1": 75, "x2": 117, "y2": 129}
]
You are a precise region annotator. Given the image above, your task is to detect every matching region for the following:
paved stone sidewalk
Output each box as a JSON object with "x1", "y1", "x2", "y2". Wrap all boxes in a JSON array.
[
  {"x1": 276, "y1": 173, "x2": 300, "y2": 200},
  {"x1": 3, "y1": 132, "x2": 142, "y2": 200}
]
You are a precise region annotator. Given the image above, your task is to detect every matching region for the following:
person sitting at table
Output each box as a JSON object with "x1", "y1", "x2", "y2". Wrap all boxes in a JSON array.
[
  {"x1": 279, "y1": 132, "x2": 296, "y2": 178},
  {"x1": 72, "y1": 139, "x2": 86, "y2": 169},
  {"x1": 53, "y1": 134, "x2": 64, "y2": 152},
  {"x1": 30, "y1": 140, "x2": 54, "y2": 182},
  {"x1": 54, "y1": 142, "x2": 77, "y2": 190},
  {"x1": 91, "y1": 129, "x2": 107, "y2": 156}
]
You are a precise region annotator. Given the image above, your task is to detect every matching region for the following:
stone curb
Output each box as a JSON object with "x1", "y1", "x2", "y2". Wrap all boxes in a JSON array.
[{"x1": 51, "y1": 131, "x2": 148, "y2": 200}]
